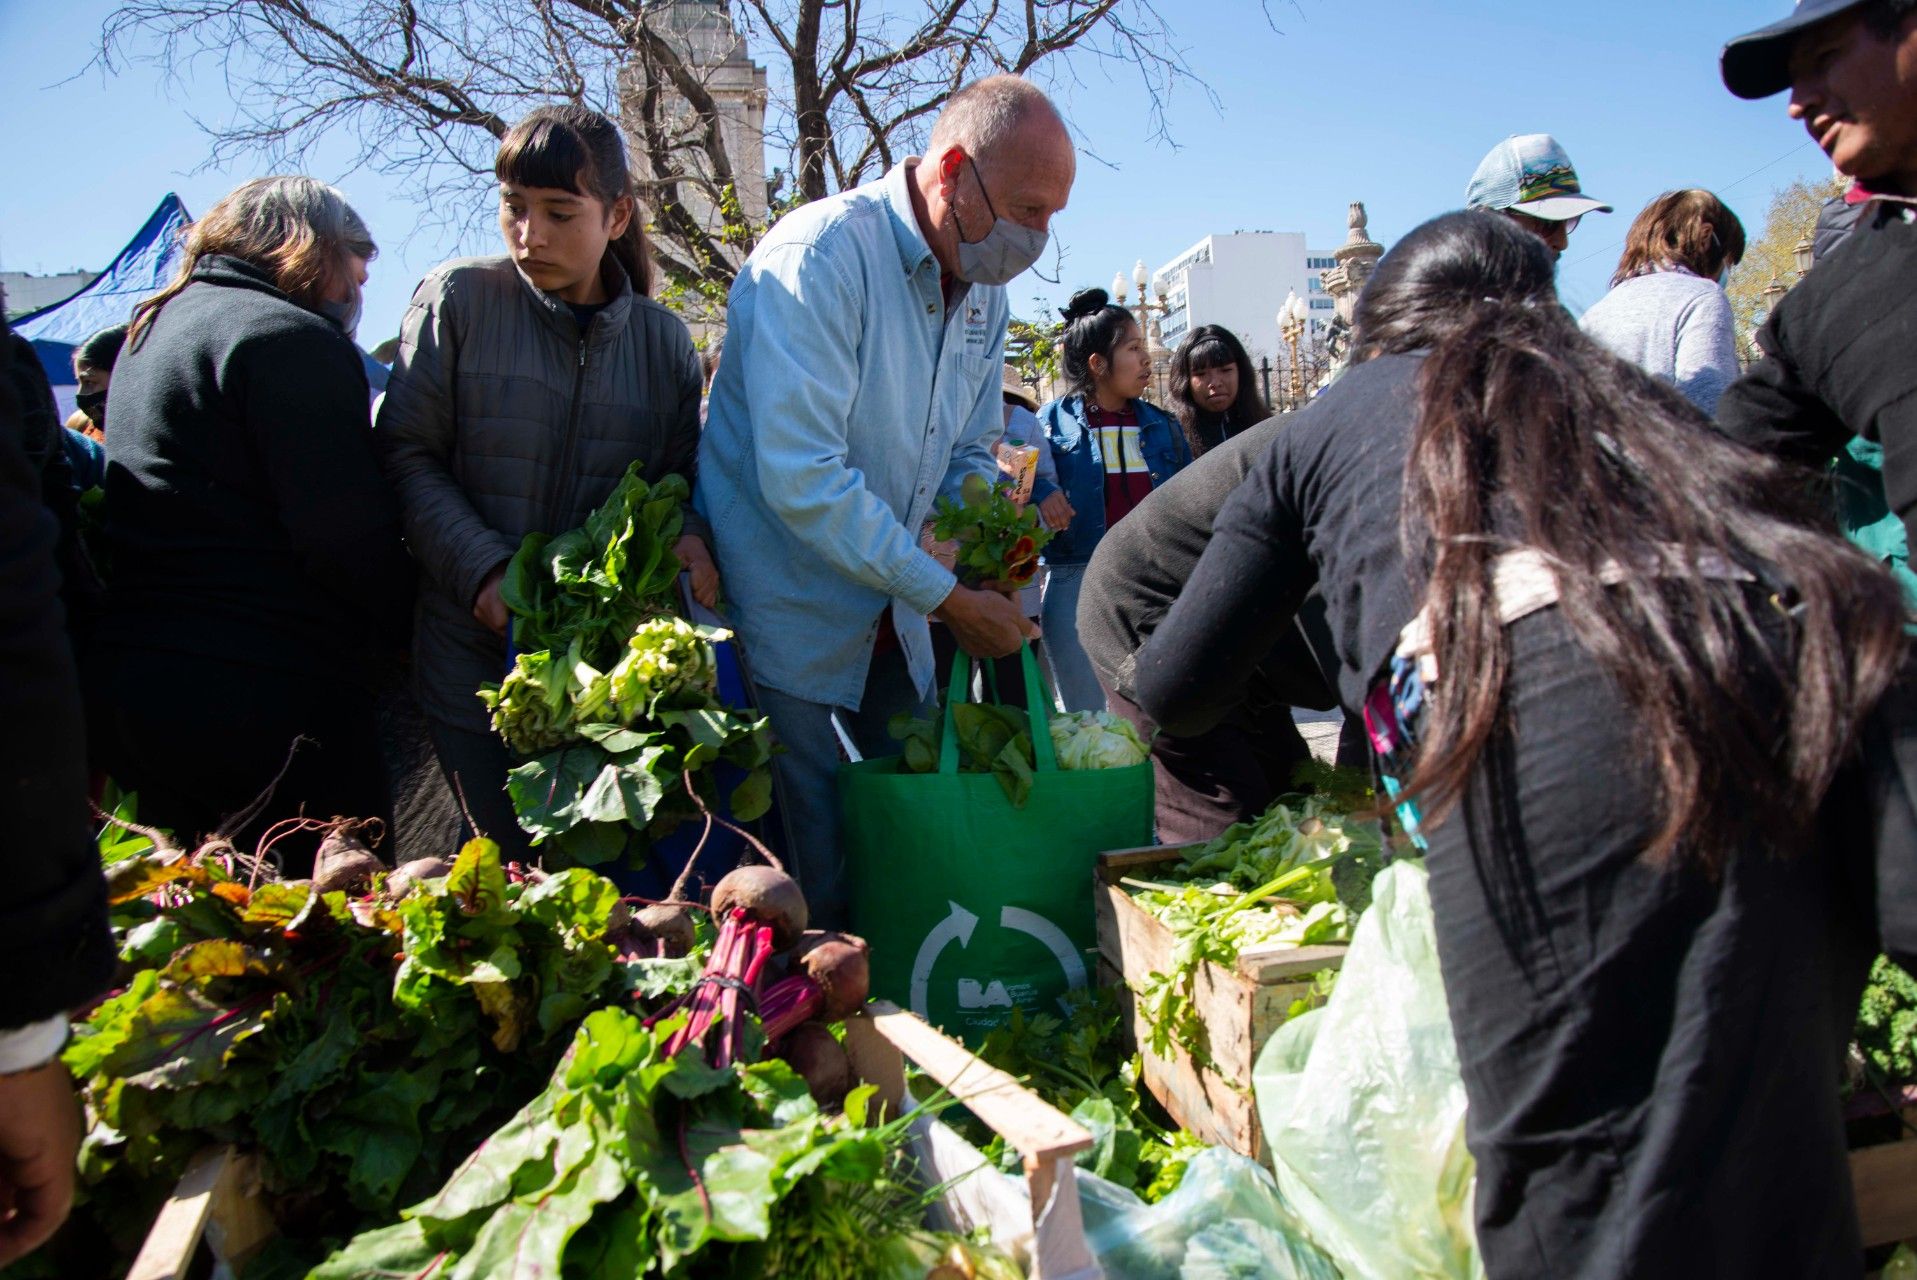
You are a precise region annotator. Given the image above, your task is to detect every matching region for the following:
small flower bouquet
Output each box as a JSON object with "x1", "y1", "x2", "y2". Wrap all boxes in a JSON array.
[{"x1": 931, "y1": 472, "x2": 1056, "y2": 588}]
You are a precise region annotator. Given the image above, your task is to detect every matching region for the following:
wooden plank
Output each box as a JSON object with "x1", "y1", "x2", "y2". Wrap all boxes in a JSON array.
[
  {"x1": 202, "y1": 1149, "x2": 275, "y2": 1270},
  {"x1": 862, "y1": 1000, "x2": 1093, "y2": 1166},
  {"x1": 127, "y1": 1146, "x2": 229, "y2": 1280},
  {"x1": 1852, "y1": 1135, "x2": 1917, "y2": 1247},
  {"x1": 1236, "y1": 943, "x2": 1351, "y2": 984}
]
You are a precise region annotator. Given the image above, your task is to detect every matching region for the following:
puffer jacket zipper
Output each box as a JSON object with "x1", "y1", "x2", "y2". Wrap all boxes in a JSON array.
[{"x1": 544, "y1": 330, "x2": 591, "y2": 525}]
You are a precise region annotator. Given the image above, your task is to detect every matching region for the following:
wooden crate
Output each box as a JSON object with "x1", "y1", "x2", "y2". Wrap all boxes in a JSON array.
[
  {"x1": 1094, "y1": 844, "x2": 1347, "y2": 1162},
  {"x1": 1848, "y1": 1089, "x2": 1917, "y2": 1250},
  {"x1": 138, "y1": 1002, "x2": 1100, "y2": 1280}
]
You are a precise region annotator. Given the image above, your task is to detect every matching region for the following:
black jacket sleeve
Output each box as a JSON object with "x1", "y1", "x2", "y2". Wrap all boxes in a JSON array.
[
  {"x1": 0, "y1": 320, "x2": 113, "y2": 1029},
  {"x1": 1715, "y1": 307, "x2": 1850, "y2": 470},
  {"x1": 242, "y1": 324, "x2": 416, "y2": 649},
  {"x1": 1133, "y1": 436, "x2": 1318, "y2": 738}
]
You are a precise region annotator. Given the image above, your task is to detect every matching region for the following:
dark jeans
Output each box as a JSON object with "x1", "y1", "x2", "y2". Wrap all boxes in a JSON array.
[
  {"x1": 83, "y1": 644, "x2": 390, "y2": 875},
  {"x1": 424, "y1": 719, "x2": 540, "y2": 863},
  {"x1": 1101, "y1": 677, "x2": 1310, "y2": 846},
  {"x1": 752, "y1": 644, "x2": 929, "y2": 930},
  {"x1": 1422, "y1": 610, "x2": 1863, "y2": 1278}
]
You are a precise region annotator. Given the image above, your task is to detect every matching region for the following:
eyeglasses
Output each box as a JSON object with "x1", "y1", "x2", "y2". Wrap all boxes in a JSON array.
[{"x1": 1510, "y1": 210, "x2": 1581, "y2": 236}]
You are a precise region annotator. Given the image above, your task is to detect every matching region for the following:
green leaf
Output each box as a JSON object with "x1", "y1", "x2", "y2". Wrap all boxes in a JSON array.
[
  {"x1": 552, "y1": 822, "x2": 627, "y2": 867},
  {"x1": 507, "y1": 747, "x2": 608, "y2": 839},
  {"x1": 410, "y1": 1092, "x2": 562, "y2": 1234},
  {"x1": 316, "y1": 1066, "x2": 437, "y2": 1207},
  {"x1": 728, "y1": 769, "x2": 773, "y2": 823},
  {"x1": 615, "y1": 956, "x2": 703, "y2": 1001},
  {"x1": 240, "y1": 882, "x2": 313, "y2": 930},
  {"x1": 160, "y1": 939, "x2": 280, "y2": 984},
  {"x1": 518, "y1": 870, "x2": 621, "y2": 941},
  {"x1": 308, "y1": 1218, "x2": 451, "y2": 1279},
  {"x1": 120, "y1": 916, "x2": 188, "y2": 969},
  {"x1": 447, "y1": 839, "x2": 511, "y2": 917},
  {"x1": 444, "y1": 1142, "x2": 628, "y2": 1280}
]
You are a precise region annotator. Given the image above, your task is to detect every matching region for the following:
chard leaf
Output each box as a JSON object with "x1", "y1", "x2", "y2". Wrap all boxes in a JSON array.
[
  {"x1": 410, "y1": 1091, "x2": 562, "y2": 1236},
  {"x1": 518, "y1": 870, "x2": 621, "y2": 941},
  {"x1": 309, "y1": 1218, "x2": 451, "y2": 1279},
  {"x1": 445, "y1": 1143, "x2": 628, "y2": 1280},
  {"x1": 104, "y1": 855, "x2": 205, "y2": 906},
  {"x1": 447, "y1": 838, "x2": 511, "y2": 917},
  {"x1": 728, "y1": 768, "x2": 773, "y2": 823},
  {"x1": 159, "y1": 939, "x2": 279, "y2": 984}
]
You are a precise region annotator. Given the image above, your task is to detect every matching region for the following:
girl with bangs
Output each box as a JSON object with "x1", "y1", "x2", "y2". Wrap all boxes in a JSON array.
[
  {"x1": 1168, "y1": 324, "x2": 1269, "y2": 456},
  {"x1": 378, "y1": 105, "x2": 711, "y2": 861},
  {"x1": 85, "y1": 176, "x2": 415, "y2": 867}
]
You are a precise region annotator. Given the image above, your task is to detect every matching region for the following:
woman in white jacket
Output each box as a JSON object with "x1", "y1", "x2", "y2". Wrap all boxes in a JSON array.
[{"x1": 1581, "y1": 189, "x2": 1745, "y2": 415}]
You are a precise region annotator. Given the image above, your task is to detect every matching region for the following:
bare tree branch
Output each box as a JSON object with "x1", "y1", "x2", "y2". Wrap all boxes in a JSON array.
[{"x1": 100, "y1": 0, "x2": 1211, "y2": 301}]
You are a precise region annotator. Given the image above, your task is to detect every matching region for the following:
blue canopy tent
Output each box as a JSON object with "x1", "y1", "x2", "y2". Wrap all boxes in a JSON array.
[{"x1": 14, "y1": 192, "x2": 388, "y2": 421}]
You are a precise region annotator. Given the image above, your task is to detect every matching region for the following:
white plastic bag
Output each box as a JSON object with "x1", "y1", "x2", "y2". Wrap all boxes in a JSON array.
[
  {"x1": 1253, "y1": 859, "x2": 1484, "y2": 1280},
  {"x1": 1074, "y1": 1147, "x2": 1341, "y2": 1280}
]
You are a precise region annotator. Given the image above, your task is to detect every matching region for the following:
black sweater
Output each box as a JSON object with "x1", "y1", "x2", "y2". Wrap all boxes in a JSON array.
[
  {"x1": 0, "y1": 313, "x2": 112, "y2": 1028},
  {"x1": 1134, "y1": 353, "x2": 1425, "y2": 731},
  {"x1": 1718, "y1": 203, "x2": 1917, "y2": 548},
  {"x1": 102, "y1": 256, "x2": 414, "y2": 682},
  {"x1": 1078, "y1": 414, "x2": 1336, "y2": 713}
]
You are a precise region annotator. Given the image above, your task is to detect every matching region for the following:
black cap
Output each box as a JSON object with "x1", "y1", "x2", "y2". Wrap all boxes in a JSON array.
[{"x1": 1722, "y1": 0, "x2": 1873, "y2": 99}]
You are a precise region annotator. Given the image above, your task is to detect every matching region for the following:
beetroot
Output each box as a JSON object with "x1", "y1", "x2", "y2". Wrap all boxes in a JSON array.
[
  {"x1": 793, "y1": 932, "x2": 870, "y2": 1020},
  {"x1": 710, "y1": 865, "x2": 807, "y2": 951},
  {"x1": 386, "y1": 856, "x2": 453, "y2": 897},
  {"x1": 759, "y1": 932, "x2": 872, "y2": 1039},
  {"x1": 779, "y1": 1022, "x2": 852, "y2": 1111},
  {"x1": 312, "y1": 821, "x2": 388, "y2": 895},
  {"x1": 634, "y1": 903, "x2": 696, "y2": 958}
]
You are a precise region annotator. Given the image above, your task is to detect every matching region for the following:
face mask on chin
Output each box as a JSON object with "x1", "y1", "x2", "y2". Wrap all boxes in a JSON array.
[
  {"x1": 949, "y1": 154, "x2": 1048, "y2": 286},
  {"x1": 76, "y1": 390, "x2": 106, "y2": 427}
]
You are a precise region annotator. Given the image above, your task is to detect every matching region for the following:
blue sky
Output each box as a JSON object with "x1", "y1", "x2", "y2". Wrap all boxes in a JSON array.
[{"x1": 0, "y1": 0, "x2": 1831, "y2": 345}]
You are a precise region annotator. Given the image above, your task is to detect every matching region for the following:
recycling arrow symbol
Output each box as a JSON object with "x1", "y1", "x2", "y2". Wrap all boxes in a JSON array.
[{"x1": 908, "y1": 900, "x2": 1088, "y2": 1020}]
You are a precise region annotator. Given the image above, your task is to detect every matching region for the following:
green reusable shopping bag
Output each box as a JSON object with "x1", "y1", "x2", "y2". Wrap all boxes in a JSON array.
[{"x1": 840, "y1": 646, "x2": 1153, "y2": 1044}]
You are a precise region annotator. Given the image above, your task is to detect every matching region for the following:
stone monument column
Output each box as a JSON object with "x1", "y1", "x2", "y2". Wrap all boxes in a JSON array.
[{"x1": 1319, "y1": 201, "x2": 1384, "y2": 375}]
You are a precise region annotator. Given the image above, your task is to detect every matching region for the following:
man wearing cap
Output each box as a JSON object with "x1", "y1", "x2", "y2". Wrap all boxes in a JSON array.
[
  {"x1": 1464, "y1": 133, "x2": 1614, "y2": 262},
  {"x1": 1716, "y1": 0, "x2": 1917, "y2": 550}
]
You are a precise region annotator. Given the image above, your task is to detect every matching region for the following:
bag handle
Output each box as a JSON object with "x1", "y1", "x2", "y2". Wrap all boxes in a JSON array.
[{"x1": 937, "y1": 645, "x2": 1058, "y2": 776}]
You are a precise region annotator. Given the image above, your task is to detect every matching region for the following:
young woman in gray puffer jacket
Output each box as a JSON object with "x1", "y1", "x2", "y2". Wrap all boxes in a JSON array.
[{"x1": 376, "y1": 105, "x2": 712, "y2": 859}]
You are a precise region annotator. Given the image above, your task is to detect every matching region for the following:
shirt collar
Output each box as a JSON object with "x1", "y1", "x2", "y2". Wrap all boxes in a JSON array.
[
  {"x1": 883, "y1": 159, "x2": 939, "y2": 277},
  {"x1": 1845, "y1": 178, "x2": 1917, "y2": 210}
]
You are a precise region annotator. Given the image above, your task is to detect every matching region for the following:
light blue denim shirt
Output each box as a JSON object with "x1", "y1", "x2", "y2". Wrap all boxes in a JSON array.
[{"x1": 695, "y1": 161, "x2": 1007, "y2": 708}]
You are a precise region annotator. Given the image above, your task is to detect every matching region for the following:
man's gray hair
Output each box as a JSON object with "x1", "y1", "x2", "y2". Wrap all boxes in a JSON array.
[{"x1": 927, "y1": 75, "x2": 1063, "y2": 159}]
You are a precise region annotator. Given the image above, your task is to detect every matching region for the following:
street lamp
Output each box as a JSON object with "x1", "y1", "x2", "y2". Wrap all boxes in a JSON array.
[
  {"x1": 1793, "y1": 234, "x2": 1815, "y2": 279},
  {"x1": 1762, "y1": 273, "x2": 1789, "y2": 313},
  {"x1": 1278, "y1": 291, "x2": 1309, "y2": 409},
  {"x1": 1113, "y1": 260, "x2": 1173, "y2": 400}
]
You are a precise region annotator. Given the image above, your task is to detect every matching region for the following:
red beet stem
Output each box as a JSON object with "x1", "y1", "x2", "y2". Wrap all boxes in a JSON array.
[{"x1": 759, "y1": 974, "x2": 826, "y2": 1043}]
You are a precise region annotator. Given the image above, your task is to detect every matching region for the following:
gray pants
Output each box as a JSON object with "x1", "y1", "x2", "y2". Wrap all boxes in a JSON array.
[{"x1": 753, "y1": 644, "x2": 931, "y2": 929}]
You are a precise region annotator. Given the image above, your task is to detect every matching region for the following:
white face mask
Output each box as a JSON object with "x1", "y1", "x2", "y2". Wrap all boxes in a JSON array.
[{"x1": 949, "y1": 155, "x2": 1048, "y2": 286}]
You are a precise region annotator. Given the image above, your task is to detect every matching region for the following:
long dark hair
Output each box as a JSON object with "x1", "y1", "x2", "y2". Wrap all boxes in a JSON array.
[
  {"x1": 1355, "y1": 209, "x2": 1905, "y2": 869},
  {"x1": 1169, "y1": 324, "x2": 1268, "y2": 456},
  {"x1": 495, "y1": 105, "x2": 654, "y2": 296},
  {"x1": 1058, "y1": 287, "x2": 1138, "y2": 399}
]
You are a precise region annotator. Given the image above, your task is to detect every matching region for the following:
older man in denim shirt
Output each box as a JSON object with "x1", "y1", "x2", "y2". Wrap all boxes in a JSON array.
[{"x1": 697, "y1": 76, "x2": 1076, "y2": 925}]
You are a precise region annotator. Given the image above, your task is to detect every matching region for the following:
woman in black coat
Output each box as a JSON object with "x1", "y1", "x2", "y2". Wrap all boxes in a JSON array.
[{"x1": 85, "y1": 176, "x2": 414, "y2": 867}]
